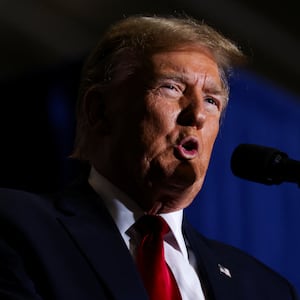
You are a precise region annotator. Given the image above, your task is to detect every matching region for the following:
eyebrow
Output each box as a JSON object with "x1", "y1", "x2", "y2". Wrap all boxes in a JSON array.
[
  {"x1": 202, "y1": 78, "x2": 227, "y2": 97},
  {"x1": 155, "y1": 74, "x2": 187, "y2": 85},
  {"x1": 155, "y1": 63, "x2": 190, "y2": 81},
  {"x1": 155, "y1": 69, "x2": 227, "y2": 96}
]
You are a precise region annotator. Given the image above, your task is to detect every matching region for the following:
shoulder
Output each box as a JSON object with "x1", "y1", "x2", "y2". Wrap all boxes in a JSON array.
[
  {"x1": 0, "y1": 187, "x2": 53, "y2": 212},
  {"x1": 0, "y1": 187, "x2": 59, "y2": 231},
  {"x1": 183, "y1": 220, "x2": 298, "y2": 298},
  {"x1": 0, "y1": 179, "x2": 100, "y2": 227},
  {"x1": 184, "y1": 220, "x2": 280, "y2": 276}
]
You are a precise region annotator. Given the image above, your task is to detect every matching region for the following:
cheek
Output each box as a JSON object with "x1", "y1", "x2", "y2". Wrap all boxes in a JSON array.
[
  {"x1": 202, "y1": 120, "x2": 220, "y2": 159},
  {"x1": 141, "y1": 103, "x2": 178, "y2": 146}
]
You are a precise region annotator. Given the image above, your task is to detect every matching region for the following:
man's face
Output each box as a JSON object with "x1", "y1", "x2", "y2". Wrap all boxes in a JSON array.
[{"x1": 93, "y1": 46, "x2": 227, "y2": 214}]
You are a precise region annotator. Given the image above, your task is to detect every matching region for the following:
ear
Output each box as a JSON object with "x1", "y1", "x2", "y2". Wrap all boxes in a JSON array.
[{"x1": 83, "y1": 86, "x2": 110, "y2": 134}]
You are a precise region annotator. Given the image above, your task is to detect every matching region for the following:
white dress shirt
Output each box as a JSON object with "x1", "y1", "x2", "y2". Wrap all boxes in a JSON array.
[{"x1": 88, "y1": 167, "x2": 205, "y2": 300}]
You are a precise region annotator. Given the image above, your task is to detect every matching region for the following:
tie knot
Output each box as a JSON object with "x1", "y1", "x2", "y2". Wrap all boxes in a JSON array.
[{"x1": 135, "y1": 215, "x2": 170, "y2": 237}]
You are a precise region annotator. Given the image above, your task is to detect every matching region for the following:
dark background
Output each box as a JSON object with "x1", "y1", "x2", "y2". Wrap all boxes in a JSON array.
[{"x1": 1, "y1": 0, "x2": 300, "y2": 94}]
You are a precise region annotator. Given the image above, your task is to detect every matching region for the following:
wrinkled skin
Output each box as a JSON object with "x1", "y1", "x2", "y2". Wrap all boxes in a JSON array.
[{"x1": 88, "y1": 45, "x2": 227, "y2": 214}]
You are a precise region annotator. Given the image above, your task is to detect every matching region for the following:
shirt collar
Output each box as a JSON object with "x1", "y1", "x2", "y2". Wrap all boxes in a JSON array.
[{"x1": 88, "y1": 166, "x2": 188, "y2": 259}]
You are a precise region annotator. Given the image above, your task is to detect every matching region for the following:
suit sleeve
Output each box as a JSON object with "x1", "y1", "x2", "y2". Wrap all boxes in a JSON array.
[{"x1": 0, "y1": 239, "x2": 43, "y2": 300}]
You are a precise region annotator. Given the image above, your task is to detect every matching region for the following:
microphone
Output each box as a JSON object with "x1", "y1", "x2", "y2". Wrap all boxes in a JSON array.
[{"x1": 230, "y1": 144, "x2": 300, "y2": 186}]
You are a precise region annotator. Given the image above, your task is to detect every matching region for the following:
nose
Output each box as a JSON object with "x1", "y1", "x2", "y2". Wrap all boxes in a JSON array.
[{"x1": 177, "y1": 96, "x2": 206, "y2": 129}]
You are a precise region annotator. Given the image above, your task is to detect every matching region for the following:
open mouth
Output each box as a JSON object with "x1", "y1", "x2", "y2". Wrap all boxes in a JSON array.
[{"x1": 175, "y1": 136, "x2": 199, "y2": 159}]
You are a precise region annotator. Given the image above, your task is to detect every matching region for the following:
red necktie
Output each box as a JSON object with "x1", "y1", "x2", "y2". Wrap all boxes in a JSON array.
[{"x1": 135, "y1": 215, "x2": 182, "y2": 300}]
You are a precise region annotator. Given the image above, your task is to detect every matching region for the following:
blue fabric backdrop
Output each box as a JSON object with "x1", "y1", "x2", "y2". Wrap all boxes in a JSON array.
[{"x1": 186, "y1": 69, "x2": 300, "y2": 292}]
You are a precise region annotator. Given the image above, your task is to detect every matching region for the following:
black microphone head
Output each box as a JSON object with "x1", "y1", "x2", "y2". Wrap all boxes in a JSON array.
[{"x1": 230, "y1": 144, "x2": 288, "y2": 185}]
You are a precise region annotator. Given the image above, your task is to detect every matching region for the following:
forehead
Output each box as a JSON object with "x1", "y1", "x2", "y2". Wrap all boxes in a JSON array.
[{"x1": 149, "y1": 46, "x2": 222, "y2": 85}]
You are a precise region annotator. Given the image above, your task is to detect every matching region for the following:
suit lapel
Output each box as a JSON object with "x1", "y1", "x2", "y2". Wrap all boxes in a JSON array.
[
  {"x1": 54, "y1": 179, "x2": 240, "y2": 300},
  {"x1": 55, "y1": 182, "x2": 147, "y2": 300},
  {"x1": 183, "y1": 220, "x2": 238, "y2": 300}
]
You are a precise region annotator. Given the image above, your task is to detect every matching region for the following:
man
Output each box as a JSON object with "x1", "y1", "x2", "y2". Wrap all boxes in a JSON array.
[{"x1": 0, "y1": 15, "x2": 298, "y2": 300}]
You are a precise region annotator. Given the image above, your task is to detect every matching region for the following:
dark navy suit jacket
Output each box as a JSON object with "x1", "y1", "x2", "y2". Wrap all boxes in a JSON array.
[{"x1": 0, "y1": 180, "x2": 298, "y2": 300}]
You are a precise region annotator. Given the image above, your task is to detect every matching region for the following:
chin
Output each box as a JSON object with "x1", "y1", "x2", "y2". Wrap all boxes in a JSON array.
[
  {"x1": 163, "y1": 174, "x2": 203, "y2": 203},
  {"x1": 159, "y1": 194, "x2": 196, "y2": 213},
  {"x1": 169, "y1": 160, "x2": 202, "y2": 186},
  {"x1": 143, "y1": 176, "x2": 203, "y2": 214},
  {"x1": 145, "y1": 157, "x2": 204, "y2": 197}
]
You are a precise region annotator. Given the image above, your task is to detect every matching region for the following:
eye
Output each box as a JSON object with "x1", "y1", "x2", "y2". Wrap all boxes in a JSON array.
[
  {"x1": 158, "y1": 82, "x2": 184, "y2": 99},
  {"x1": 161, "y1": 83, "x2": 181, "y2": 92},
  {"x1": 160, "y1": 84, "x2": 172, "y2": 90},
  {"x1": 205, "y1": 96, "x2": 218, "y2": 106},
  {"x1": 204, "y1": 95, "x2": 223, "y2": 114},
  {"x1": 205, "y1": 95, "x2": 224, "y2": 109}
]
